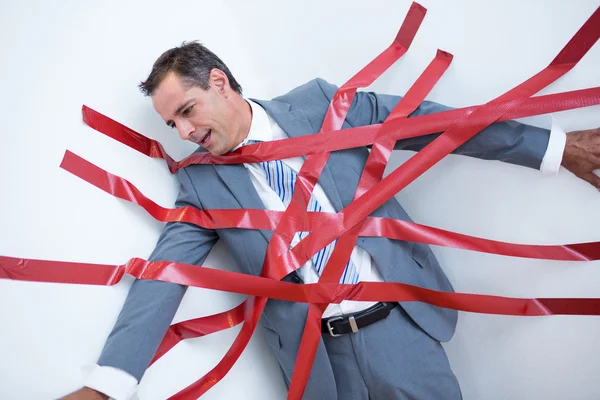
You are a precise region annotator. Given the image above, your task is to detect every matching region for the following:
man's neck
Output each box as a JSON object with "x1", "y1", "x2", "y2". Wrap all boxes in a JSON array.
[{"x1": 230, "y1": 97, "x2": 253, "y2": 150}]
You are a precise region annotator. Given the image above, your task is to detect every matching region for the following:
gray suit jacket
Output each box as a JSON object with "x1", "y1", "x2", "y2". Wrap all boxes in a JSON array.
[{"x1": 98, "y1": 78, "x2": 551, "y2": 397}]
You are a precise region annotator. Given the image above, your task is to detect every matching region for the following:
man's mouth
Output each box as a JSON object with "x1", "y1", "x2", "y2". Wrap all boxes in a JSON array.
[{"x1": 198, "y1": 130, "x2": 211, "y2": 145}]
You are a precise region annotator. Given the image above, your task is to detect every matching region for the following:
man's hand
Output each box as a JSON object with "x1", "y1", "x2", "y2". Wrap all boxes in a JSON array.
[
  {"x1": 561, "y1": 128, "x2": 600, "y2": 189},
  {"x1": 59, "y1": 387, "x2": 109, "y2": 400}
]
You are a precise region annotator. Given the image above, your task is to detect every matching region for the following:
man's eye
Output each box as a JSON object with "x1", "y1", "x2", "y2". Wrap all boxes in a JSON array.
[{"x1": 183, "y1": 105, "x2": 194, "y2": 116}]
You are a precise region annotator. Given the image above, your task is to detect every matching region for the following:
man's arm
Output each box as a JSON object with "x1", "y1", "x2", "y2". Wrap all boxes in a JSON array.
[
  {"x1": 62, "y1": 167, "x2": 218, "y2": 400},
  {"x1": 315, "y1": 78, "x2": 600, "y2": 187}
]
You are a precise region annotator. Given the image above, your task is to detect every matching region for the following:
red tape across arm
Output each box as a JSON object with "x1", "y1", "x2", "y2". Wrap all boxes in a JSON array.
[{"x1": 81, "y1": 86, "x2": 600, "y2": 166}]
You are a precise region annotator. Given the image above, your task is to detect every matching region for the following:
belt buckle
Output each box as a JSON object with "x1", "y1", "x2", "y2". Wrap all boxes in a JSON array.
[{"x1": 326, "y1": 316, "x2": 343, "y2": 337}]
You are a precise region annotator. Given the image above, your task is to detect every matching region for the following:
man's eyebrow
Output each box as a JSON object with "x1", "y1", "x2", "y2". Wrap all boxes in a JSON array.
[{"x1": 166, "y1": 98, "x2": 195, "y2": 127}]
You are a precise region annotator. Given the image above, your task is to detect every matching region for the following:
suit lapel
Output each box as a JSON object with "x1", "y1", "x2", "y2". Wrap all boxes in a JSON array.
[
  {"x1": 252, "y1": 98, "x2": 345, "y2": 212},
  {"x1": 215, "y1": 98, "x2": 346, "y2": 245},
  {"x1": 213, "y1": 163, "x2": 273, "y2": 243}
]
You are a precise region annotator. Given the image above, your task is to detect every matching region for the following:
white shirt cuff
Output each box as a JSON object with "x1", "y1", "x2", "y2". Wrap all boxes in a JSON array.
[
  {"x1": 82, "y1": 364, "x2": 139, "y2": 400},
  {"x1": 539, "y1": 115, "x2": 567, "y2": 175}
]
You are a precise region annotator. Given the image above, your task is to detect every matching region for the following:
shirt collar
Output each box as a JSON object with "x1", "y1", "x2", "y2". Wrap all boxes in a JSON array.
[{"x1": 232, "y1": 100, "x2": 273, "y2": 151}]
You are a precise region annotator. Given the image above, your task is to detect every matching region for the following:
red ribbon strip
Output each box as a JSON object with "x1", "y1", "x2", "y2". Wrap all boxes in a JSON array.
[
  {"x1": 149, "y1": 302, "x2": 246, "y2": 366},
  {"x1": 82, "y1": 86, "x2": 600, "y2": 167},
  {"x1": 1, "y1": 255, "x2": 598, "y2": 317}
]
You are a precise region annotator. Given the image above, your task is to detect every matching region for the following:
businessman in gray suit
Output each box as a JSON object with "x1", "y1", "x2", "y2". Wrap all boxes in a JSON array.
[{"x1": 65, "y1": 42, "x2": 600, "y2": 400}]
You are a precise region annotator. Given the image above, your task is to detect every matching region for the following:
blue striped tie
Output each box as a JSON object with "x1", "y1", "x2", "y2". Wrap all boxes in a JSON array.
[{"x1": 252, "y1": 144, "x2": 359, "y2": 284}]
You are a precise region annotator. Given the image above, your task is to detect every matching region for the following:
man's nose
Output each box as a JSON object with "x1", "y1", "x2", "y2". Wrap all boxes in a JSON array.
[{"x1": 177, "y1": 120, "x2": 194, "y2": 141}]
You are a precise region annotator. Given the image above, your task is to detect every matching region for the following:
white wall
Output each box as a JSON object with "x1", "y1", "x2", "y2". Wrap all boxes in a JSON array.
[{"x1": 0, "y1": 0, "x2": 599, "y2": 399}]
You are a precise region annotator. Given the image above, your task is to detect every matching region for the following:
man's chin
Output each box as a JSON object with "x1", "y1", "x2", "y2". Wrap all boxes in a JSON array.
[{"x1": 207, "y1": 147, "x2": 228, "y2": 156}]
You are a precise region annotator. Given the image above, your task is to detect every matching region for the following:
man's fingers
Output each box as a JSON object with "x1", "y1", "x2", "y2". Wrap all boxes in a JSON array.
[{"x1": 580, "y1": 172, "x2": 600, "y2": 190}]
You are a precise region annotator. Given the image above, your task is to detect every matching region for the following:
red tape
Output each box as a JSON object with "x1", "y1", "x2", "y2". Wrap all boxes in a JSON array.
[
  {"x1": 82, "y1": 86, "x2": 600, "y2": 167},
  {"x1": 149, "y1": 302, "x2": 246, "y2": 366},
  {"x1": 1, "y1": 255, "x2": 598, "y2": 317}
]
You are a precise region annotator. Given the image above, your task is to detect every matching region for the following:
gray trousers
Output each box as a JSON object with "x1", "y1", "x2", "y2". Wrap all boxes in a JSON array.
[{"x1": 321, "y1": 306, "x2": 462, "y2": 400}]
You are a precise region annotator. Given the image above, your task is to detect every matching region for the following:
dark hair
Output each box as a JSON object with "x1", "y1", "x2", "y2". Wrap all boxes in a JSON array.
[{"x1": 139, "y1": 41, "x2": 242, "y2": 96}]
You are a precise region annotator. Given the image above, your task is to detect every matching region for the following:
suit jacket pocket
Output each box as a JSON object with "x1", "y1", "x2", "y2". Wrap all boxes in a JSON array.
[
  {"x1": 411, "y1": 242, "x2": 431, "y2": 269},
  {"x1": 259, "y1": 317, "x2": 282, "y2": 351}
]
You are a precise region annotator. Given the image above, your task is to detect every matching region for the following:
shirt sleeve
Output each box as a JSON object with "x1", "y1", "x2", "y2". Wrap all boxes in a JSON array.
[
  {"x1": 82, "y1": 364, "x2": 139, "y2": 400},
  {"x1": 540, "y1": 116, "x2": 567, "y2": 175}
]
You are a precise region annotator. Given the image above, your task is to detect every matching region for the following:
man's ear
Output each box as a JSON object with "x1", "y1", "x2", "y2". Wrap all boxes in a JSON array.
[{"x1": 210, "y1": 68, "x2": 229, "y2": 95}]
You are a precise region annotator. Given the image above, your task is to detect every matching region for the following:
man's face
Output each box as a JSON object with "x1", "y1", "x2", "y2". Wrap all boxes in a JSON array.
[{"x1": 152, "y1": 70, "x2": 241, "y2": 155}]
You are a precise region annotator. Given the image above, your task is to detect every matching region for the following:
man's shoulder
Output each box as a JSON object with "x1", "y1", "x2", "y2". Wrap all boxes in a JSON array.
[
  {"x1": 271, "y1": 78, "x2": 338, "y2": 105},
  {"x1": 174, "y1": 148, "x2": 213, "y2": 182},
  {"x1": 255, "y1": 78, "x2": 340, "y2": 127}
]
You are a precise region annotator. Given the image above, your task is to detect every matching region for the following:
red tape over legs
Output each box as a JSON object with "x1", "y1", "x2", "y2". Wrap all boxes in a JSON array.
[{"x1": 1, "y1": 2, "x2": 600, "y2": 399}]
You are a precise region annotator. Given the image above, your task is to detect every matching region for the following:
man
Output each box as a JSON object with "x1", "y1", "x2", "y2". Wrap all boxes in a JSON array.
[{"x1": 63, "y1": 42, "x2": 600, "y2": 400}]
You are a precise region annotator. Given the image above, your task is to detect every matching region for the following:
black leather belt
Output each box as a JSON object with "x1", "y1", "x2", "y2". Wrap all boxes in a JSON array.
[{"x1": 321, "y1": 302, "x2": 397, "y2": 337}]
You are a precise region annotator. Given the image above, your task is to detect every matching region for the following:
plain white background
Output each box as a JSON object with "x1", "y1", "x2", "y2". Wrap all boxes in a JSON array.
[{"x1": 1, "y1": 0, "x2": 599, "y2": 399}]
